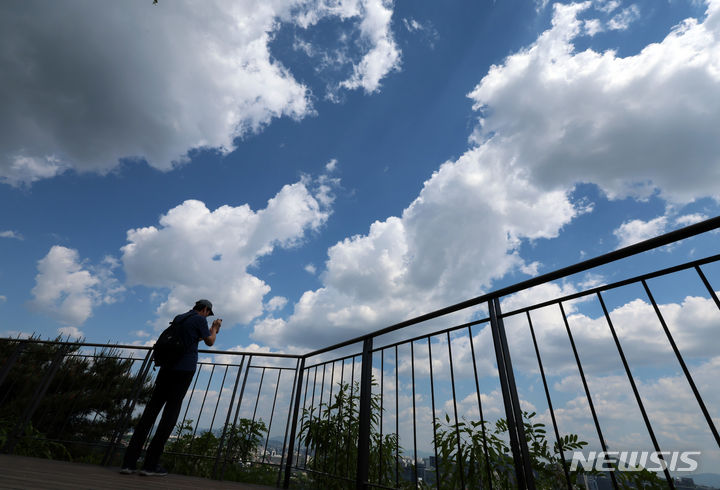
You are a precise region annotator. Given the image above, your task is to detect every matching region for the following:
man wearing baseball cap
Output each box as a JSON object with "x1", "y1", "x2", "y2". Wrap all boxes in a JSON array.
[{"x1": 121, "y1": 299, "x2": 222, "y2": 476}]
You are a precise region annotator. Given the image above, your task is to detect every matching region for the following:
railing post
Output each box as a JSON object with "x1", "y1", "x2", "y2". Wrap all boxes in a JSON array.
[
  {"x1": 489, "y1": 297, "x2": 536, "y2": 489},
  {"x1": 283, "y1": 356, "x2": 306, "y2": 489},
  {"x1": 356, "y1": 338, "x2": 373, "y2": 490}
]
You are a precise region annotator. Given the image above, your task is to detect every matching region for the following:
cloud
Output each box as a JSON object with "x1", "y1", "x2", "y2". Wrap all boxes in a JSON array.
[
  {"x1": 121, "y1": 175, "x2": 336, "y2": 330},
  {"x1": 58, "y1": 326, "x2": 83, "y2": 339},
  {"x1": 613, "y1": 212, "x2": 710, "y2": 248},
  {"x1": 249, "y1": 1, "x2": 720, "y2": 352},
  {"x1": 304, "y1": 263, "x2": 318, "y2": 275},
  {"x1": 674, "y1": 213, "x2": 708, "y2": 227},
  {"x1": 253, "y1": 144, "x2": 582, "y2": 349},
  {"x1": 337, "y1": 0, "x2": 401, "y2": 93},
  {"x1": 0, "y1": 230, "x2": 23, "y2": 240},
  {"x1": 0, "y1": 0, "x2": 401, "y2": 186},
  {"x1": 401, "y1": 17, "x2": 438, "y2": 47},
  {"x1": 29, "y1": 246, "x2": 122, "y2": 326},
  {"x1": 0, "y1": 295, "x2": 6, "y2": 303},
  {"x1": 265, "y1": 296, "x2": 288, "y2": 312},
  {"x1": 607, "y1": 5, "x2": 641, "y2": 30},
  {"x1": 614, "y1": 216, "x2": 669, "y2": 248},
  {"x1": 467, "y1": 1, "x2": 720, "y2": 204}
]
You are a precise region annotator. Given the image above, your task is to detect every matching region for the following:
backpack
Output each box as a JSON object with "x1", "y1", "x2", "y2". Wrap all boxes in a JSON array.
[{"x1": 152, "y1": 317, "x2": 188, "y2": 368}]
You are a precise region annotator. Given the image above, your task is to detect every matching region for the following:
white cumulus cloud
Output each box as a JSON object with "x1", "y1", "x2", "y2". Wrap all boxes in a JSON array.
[
  {"x1": 468, "y1": 1, "x2": 720, "y2": 203},
  {"x1": 121, "y1": 176, "x2": 336, "y2": 330},
  {"x1": 29, "y1": 246, "x2": 122, "y2": 326},
  {"x1": 252, "y1": 0, "x2": 720, "y2": 352},
  {"x1": 58, "y1": 326, "x2": 84, "y2": 339},
  {"x1": 0, "y1": 230, "x2": 23, "y2": 240},
  {"x1": 0, "y1": 0, "x2": 401, "y2": 186},
  {"x1": 253, "y1": 145, "x2": 582, "y2": 349},
  {"x1": 614, "y1": 216, "x2": 670, "y2": 248}
]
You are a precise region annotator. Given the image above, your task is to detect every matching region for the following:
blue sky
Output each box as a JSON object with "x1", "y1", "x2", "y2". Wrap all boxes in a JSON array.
[{"x1": 2, "y1": 0, "x2": 720, "y2": 472}]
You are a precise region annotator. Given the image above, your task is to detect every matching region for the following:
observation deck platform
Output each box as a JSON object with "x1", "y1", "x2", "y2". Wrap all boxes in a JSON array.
[{"x1": 0, "y1": 454, "x2": 273, "y2": 490}]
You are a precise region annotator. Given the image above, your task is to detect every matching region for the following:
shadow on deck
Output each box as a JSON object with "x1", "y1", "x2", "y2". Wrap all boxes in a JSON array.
[{"x1": 0, "y1": 454, "x2": 275, "y2": 490}]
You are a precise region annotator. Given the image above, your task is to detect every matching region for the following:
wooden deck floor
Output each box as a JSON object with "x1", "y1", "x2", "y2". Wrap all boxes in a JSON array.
[{"x1": 0, "y1": 454, "x2": 276, "y2": 490}]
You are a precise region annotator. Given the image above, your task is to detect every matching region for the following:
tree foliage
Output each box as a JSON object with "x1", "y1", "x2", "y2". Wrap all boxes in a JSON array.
[{"x1": 0, "y1": 337, "x2": 153, "y2": 462}]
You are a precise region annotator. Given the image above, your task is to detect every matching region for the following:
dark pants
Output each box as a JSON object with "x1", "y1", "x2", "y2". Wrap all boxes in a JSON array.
[{"x1": 122, "y1": 368, "x2": 195, "y2": 470}]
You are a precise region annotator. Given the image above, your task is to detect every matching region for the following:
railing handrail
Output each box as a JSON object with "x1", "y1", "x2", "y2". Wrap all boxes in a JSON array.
[
  {"x1": 0, "y1": 338, "x2": 302, "y2": 359},
  {"x1": 304, "y1": 215, "x2": 720, "y2": 358}
]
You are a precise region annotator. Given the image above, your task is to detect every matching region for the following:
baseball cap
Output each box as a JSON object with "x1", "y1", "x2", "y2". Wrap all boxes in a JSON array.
[{"x1": 195, "y1": 299, "x2": 214, "y2": 315}]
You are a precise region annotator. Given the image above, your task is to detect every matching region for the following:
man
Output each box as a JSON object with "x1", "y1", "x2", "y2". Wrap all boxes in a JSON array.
[{"x1": 120, "y1": 299, "x2": 222, "y2": 476}]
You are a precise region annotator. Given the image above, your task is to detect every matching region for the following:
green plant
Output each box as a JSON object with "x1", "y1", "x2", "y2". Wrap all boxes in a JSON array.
[
  {"x1": 0, "y1": 418, "x2": 71, "y2": 460},
  {"x1": 434, "y1": 411, "x2": 666, "y2": 489},
  {"x1": 435, "y1": 410, "x2": 589, "y2": 489},
  {"x1": 298, "y1": 380, "x2": 402, "y2": 489},
  {"x1": 163, "y1": 417, "x2": 272, "y2": 484}
]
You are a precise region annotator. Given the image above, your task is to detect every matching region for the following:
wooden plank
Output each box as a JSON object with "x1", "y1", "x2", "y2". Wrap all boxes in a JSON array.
[{"x1": 0, "y1": 455, "x2": 274, "y2": 489}]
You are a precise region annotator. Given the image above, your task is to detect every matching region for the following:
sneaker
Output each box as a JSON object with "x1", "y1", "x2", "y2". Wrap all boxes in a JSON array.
[
  {"x1": 119, "y1": 467, "x2": 136, "y2": 475},
  {"x1": 139, "y1": 466, "x2": 168, "y2": 477}
]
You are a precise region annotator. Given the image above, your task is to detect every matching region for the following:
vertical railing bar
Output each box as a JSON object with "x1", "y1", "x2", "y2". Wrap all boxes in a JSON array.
[
  {"x1": 489, "y1": 298, "x2": 534, "y2": 489},
  {"x1": 251, "y1": 367, "x2": 267, "y2": 425},
  {"x1": 60, "y1": 353, "x2": 106, "y2": 440},
  {"x1": 318, "y1": 361, "x2": 327, "y2": 471},
  {"x1": 644, "y1": 278, "x2": 720, "y2": 449},
  {"x1": 189, "y1": 364, "x2": 216, "y2": 453},
  {"x1": 281, "y1": 357, "x2": 307, "y2": 488},
  {"x1": 34, "y1": 351, "x2": 72, "y2": 432},
  {"x1": 209, "y1": 365, "x2": 229, "y2": 433},
  {"x1": 427, "y1": 337, "x2": 441, "y2": 489},
  {"x1": 323, "y1": 361, "x2": 336, "y2": 476},
  {"x1": 103, "y1": 349, "x2": 154, "y2": 466},
  {"x1": 34, "y1": 344, "x2": 71, "y2": 428},
  {"x1": 446, "y1": 331, "x2": 465, "y2": 490},
  {"x1": 596, "y1": 292, "x2": 676, "y2": 489},
  {"x1": 347, "y1": 356, "x2": 356, "y2": 478},
  {"x1": 379, "y1": 350, "x2": 384, "y2": 486},
  {"x1": 42, "y1": 352, "x2": 81, "y2": 440},
  {"x1": 294, "y1": 365, "x2": 311, "y2": 468},
  {"x1": 334, "y1": 359, "x2": 346, "y2": 476},
  {"x1": 279, "y1": 357, "x2": 302, "y2": 489},
  {"x1": 696, "y1": 265, "x2": 720, "y2": 311},
  {"x1": 357, "y1": 338, "x2": 373, "y2": 489},
  {"x1": 410, "y1": 342, "x2": 418, "y2": 487},
  {"x1": 526, "y1": 311, "x2": 571, "y2": 490},
  {"x1": 304, "y1": 366, "x2": 319, "y2": 468},
  {"x1": 262, "y1": 368, "x2": 283, "y2": 463},
  {"x1": 395, "y1": 345, "x2": 400, "y2": 488},
  {"x1": 220, "y1": 354, "x2": 253, "y2": 480},
  {"x1": 319, "y1": 362, "x2": 327, "y2": 411},
  {"x1": 558, "y1": 302, "x2": 619, "y2": 490},
  {"x1": 468, "y1": 325, "x2": 493, "y2": 489},
  {"x1": 213, "y1": 355, "x2": 246, "y2": 479},
  {"x1": 178, "y1": 365, "x2": 203, "y2": 436}
]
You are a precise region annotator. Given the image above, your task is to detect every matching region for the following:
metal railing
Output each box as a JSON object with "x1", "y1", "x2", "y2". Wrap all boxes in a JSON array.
[{"x1": 1, "y1": 216, "x2": 719, "y2": 489}]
